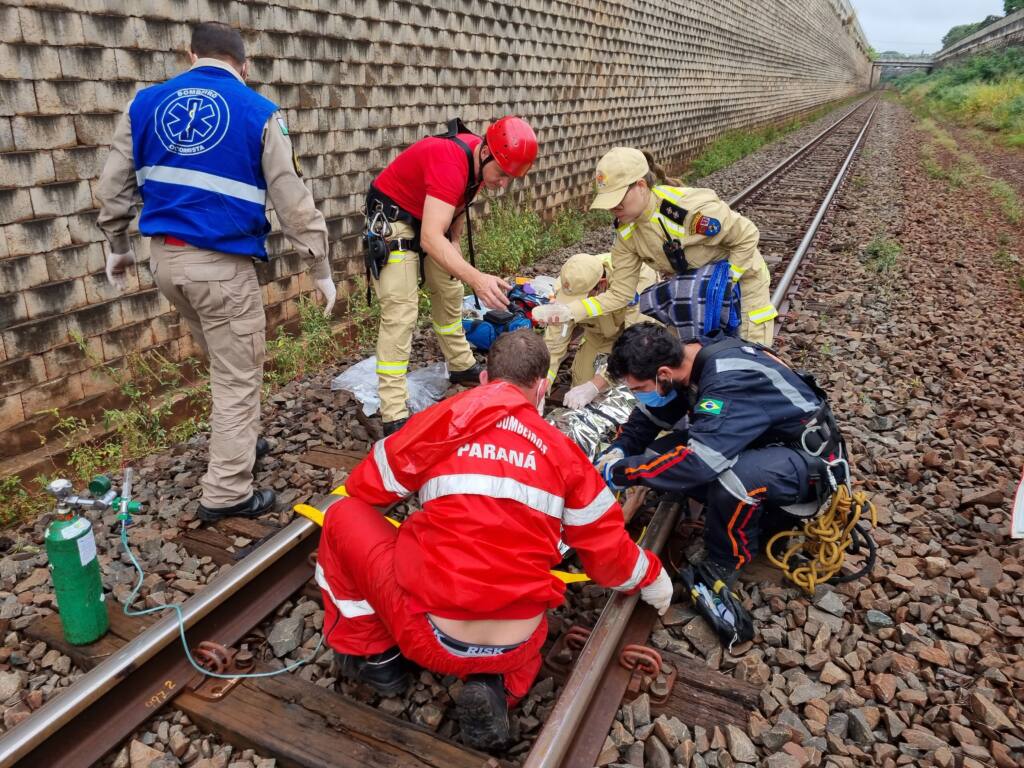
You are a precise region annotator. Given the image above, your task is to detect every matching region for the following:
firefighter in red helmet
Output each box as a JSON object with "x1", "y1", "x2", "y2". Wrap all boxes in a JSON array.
[{"x1": 364, "y1": 115, "x2": 539, "y2": 435}]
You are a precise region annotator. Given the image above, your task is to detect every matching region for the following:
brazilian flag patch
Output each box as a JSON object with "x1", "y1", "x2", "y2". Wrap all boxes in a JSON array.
[{"x1": 696, "y1": 398, "x2": 725, "y2": 416}]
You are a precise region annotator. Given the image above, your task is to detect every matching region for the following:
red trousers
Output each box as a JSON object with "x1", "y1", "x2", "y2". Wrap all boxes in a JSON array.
[{"x1": 317, "y1": 498, "x2": 546, "y2": 702}]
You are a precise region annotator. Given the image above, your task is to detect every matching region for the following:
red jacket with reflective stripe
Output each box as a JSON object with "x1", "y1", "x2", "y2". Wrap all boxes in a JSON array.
[{"x1": 344, "y1": 381, "x2": 661, "y2": 621}]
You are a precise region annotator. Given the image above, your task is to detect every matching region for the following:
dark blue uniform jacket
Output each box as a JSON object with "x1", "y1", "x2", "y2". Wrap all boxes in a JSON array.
[{"x1": 610, "y1": 337, "x2": 827, "y2": 496}]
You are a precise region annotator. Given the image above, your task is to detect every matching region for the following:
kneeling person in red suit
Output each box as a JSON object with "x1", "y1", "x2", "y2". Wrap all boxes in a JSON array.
[{"x1": 316, "y1": 329, "x2": 672, "y2": 750}]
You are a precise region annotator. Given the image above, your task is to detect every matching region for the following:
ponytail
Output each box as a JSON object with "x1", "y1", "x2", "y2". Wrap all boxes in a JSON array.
[{"x1": 641, "y1": 150, "x2": 681, "y2": 187}]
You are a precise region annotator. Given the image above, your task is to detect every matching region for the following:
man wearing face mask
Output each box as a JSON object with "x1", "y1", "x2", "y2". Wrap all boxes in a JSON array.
[
  {"x1": 314, "y1": 330, "x2": 672, "y2": 751},
  {"x1": 96, "y1": 22, "x2": 336, "y2": 522},
  {"x1": 597, "y1": 323, "x2": 847, "y2": 582}
]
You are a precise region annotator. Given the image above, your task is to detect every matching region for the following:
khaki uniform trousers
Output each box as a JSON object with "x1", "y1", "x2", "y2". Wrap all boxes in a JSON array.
[
  {"x1": 569, "y1": 303, "x2": 645, "y2": 387},
  {"x1": 373, "y1": 221, "x2": 476, "y2": 422},
  {"x1": 150, "y1": 239, "x2": 266, "y2": 508}
]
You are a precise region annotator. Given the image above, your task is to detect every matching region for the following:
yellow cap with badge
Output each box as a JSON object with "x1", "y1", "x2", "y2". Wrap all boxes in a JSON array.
[
  {"x1": 590, "y1": 148, "x2": 649, "y2": 210},
  {"x1": 556, "y1": 253, "x2": 608, "y2": 303}
]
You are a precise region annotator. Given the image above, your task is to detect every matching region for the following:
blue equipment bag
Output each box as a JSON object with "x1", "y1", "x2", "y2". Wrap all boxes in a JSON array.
[{"x1": 463, "y1": 309, "x2": 532, "y2": 351}]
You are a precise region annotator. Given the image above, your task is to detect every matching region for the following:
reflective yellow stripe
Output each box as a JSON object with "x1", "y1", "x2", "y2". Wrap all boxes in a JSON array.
[
  {"x1": 582, "y1": 297, "x2": 603, "y2": 317},
  {"x1": 388, "y1": 249, "x2": 407, "y2": 264},
  {"x1": 730, "y1": 264, "x2": 745, "y2": 281},
  {"x1": 617, "y1": 222, "x2": 636, "y2": 241},
  {"x1": 748, "y1": 304, "x2": 779, "y2": 324},
  {"x1": 547, "y1": 368, "x2": 557, "y2": 383},
  {"x1": 433, "y1": 320, "x2": 462, "y2": 336},
  {"x1": 376, "y1": 360, "x2": 409, "y2": 375},
  {"x1": 652, "y1": 185, "x2": 686, "y2": 205},
  {"x1": 650, "y1": 211, "x2": 685, "y2": 239}
]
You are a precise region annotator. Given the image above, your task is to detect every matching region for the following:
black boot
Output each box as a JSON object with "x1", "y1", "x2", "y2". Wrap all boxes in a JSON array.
[
  {"x1": 456, "y1": 674, "x2": 510, "y2": 751},
  {"x1": 382, "y1": 417, "x2": 407, "y2": 437},
  {"x1": 335, "y1": 647, "x2": 409, "y2": 697},
  {"x1": 448, "y1": 362, "x2": 483, "y2": 385},
  {"x1": 197, "y1": 488, "x2": 276, "y2": 522},
  {"x1": 255, "y1": 436, "x2": 271, "y2": 460}
]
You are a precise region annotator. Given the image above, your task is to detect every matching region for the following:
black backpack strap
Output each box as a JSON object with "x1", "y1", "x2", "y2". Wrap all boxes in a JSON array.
[
  {"x1": 436, "y1": 118, "x2": 479, "y2": 203},
  {"x1": 436, "y1": 117, "x2": 483, "y2": 308}
]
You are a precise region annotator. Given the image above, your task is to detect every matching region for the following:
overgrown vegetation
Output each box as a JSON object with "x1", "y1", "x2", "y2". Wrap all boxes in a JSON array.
[
  {"x1": 683, "y1": 97, "x2": 859, "y2": 181},
  {"x1": 265, "y1": 296, "x2": 341, "y2": 388},
  {"x1": 471, "y1": 197, "x2": 610, "y2": 275},
  {"x1": 895, "y1": 48, "x2": 1024, "y2": 146},
  {"x1": 1, "y1": 298, "x2": 348, "y2": 528}
]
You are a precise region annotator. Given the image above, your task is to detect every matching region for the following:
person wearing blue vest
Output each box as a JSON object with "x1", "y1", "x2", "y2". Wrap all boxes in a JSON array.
[{"x1": 97, "y1": 22, "x2": 336, "y2": 522}]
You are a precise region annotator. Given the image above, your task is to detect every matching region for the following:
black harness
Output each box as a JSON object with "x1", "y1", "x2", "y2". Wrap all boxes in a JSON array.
[{"x1": 363, "y1": 118, "x2": 482, "y2": 302}]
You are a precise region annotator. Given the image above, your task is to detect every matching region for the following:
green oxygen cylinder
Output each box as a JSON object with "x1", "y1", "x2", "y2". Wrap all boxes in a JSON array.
[{"x1": 45, "y1": 509, "x2": 109, "y2": 645}]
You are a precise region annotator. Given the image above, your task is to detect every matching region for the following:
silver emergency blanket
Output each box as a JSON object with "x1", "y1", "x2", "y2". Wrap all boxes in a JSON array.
[{"x1": 545, "y1": 385, "x2": 636, "y2": 460}]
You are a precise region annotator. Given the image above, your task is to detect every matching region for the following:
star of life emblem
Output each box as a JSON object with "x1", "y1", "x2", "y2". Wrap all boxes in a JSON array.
[{"x1": 155, "y1": 88, "x2": 230, "y2": 156}]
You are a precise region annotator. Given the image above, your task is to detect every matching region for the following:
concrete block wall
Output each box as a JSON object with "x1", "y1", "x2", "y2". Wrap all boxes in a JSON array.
[
  {"x1": 0, "y1": 0, "x2": 870, "y2": 458},
  {"x1": 935, "y1": 9, "x2": 1024, "y2": 65}
]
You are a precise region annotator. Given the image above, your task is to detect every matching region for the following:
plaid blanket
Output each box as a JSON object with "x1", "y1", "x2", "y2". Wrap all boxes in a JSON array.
[{"x1": 638, "y1": 260, "x2": 741, "y2": 342}]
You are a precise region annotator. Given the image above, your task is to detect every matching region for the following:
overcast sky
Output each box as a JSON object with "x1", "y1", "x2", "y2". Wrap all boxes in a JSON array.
[{"x1": 851, "y1": 0, "x2": 1006, "y2": 55}]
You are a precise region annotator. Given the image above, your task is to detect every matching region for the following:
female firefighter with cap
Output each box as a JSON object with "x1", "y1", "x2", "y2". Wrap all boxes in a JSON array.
[
  {"x1": 366, "y1": 116, "x2": 539, "y2": 435},
  {"x1": 535, "y1": 148, "x2": 776, "y2": 345},
  {"x1": 544, "y1": 252, "x2": 657, "y2": 408}
]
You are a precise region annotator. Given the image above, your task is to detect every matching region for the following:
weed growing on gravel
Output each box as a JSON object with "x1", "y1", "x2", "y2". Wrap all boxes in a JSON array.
[
  {"x1": 994, "y1": 247, "x2": 1020, "y2": 268},
  {"x1": 863, "y1": 238, "x2": 902, "y2": 273},
  {"x1": 346, "y1": 277, "x2": 382, "y2": 350}
]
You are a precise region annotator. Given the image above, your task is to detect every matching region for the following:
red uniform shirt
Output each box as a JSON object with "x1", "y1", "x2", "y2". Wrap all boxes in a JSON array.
[
  {"x1": 343, "y1": 381, "x2": 661, "y2": 621},
  {"x1": 373, "y1": 133, "x2": 482, "y2": 219}
]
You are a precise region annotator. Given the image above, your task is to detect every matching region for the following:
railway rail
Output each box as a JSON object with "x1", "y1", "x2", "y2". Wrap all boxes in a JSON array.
[{"x1": 0, "y1": 97, "x2": 878, "y2": 768}]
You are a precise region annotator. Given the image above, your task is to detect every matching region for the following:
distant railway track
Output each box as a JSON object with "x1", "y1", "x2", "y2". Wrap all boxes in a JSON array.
[{"x1": 0, "y1": 97, "x2": 879, "y2": 768}]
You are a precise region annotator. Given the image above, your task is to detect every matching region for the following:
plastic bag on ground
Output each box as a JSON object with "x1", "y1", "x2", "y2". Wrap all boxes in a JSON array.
[{"x1": 331, "y1": 356, "x2": 451, "y2": 417}]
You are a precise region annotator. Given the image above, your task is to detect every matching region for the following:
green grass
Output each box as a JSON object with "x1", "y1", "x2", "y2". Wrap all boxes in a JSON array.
[
  {"x1": 471, "y1": 198, "x2": 612, "y2": 277},
  {"x1": 863, "y1": 237, "x2": 902, "y2": 273},
  {"x1": 683, "y1": 97, "x2": 859, "y2": 181},
  {"x1": 989, "y1": 179, "x2": 1023, "y2": 224}
]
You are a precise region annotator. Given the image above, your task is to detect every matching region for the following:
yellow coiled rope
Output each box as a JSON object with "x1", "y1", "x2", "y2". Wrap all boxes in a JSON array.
[{"x1": 766, "y1": 485, "x2": 877, "y2": 595}]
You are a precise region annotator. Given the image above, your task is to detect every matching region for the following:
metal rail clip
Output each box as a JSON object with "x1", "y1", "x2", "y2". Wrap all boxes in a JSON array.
[
  {"x1": 186, "y1": 641, "x2": 255, "y2": 701},
  {"x1": 620, "y1": 643, "x2": 677, "y2": 704}
]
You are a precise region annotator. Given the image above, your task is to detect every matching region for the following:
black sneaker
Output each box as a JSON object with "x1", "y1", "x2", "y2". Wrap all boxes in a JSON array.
[
  {"x1": 335, "y1": 647, "x2": 409, "y2": 697},
  {"x1": 382, "y1": 418, "x2": 407, "y2": 437},
  {"x1": 456, "y1": 674, "x2": 510, "y2": 751},
  {"x1": 197, "y1": 488, "x2": 276, "y2": 522},
  {"x1": 448, "y1": 362, "x2": 483, "y2": 385}
]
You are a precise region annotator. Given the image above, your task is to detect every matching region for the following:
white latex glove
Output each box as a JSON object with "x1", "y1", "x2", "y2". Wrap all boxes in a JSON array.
[
  {"x1": 532, "y1": 302, "x2": 572, "y2": 326},
  {"x1": 105, "y1": 251, "x2": 135, "y2": 290},
  {"x1": 564, "y1": 380, "x2": 600, "y2": 409},
  {"x1": 640, "y1": 567, "x2": 673, "y2": 615},
  {"x1": 315, "y1": 277, "x2": 337, "y2": 316},
  {"x1": 594, "y1": 447, "x2": 625, "y2": 473}
]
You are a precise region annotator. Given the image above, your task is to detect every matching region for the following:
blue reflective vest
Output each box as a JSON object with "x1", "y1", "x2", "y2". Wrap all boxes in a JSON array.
[{"x1": 129, "y1": 66, "x2": 277, "y2": 259}]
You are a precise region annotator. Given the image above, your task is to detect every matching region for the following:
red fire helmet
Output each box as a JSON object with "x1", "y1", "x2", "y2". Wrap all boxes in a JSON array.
[{"x1": 485, "y1": 116, "x2": 538, "y2": 177}]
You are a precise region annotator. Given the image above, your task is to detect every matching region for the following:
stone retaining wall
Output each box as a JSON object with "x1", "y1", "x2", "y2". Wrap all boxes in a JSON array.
[{"x1": 0, "y1": 0, "x2": 870, "y2": 458}]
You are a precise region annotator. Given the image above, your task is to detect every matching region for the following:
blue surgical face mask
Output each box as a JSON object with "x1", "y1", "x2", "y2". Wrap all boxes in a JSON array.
[{"x1": 633, "y1": 378, "x2": 677, "y2": 408}]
